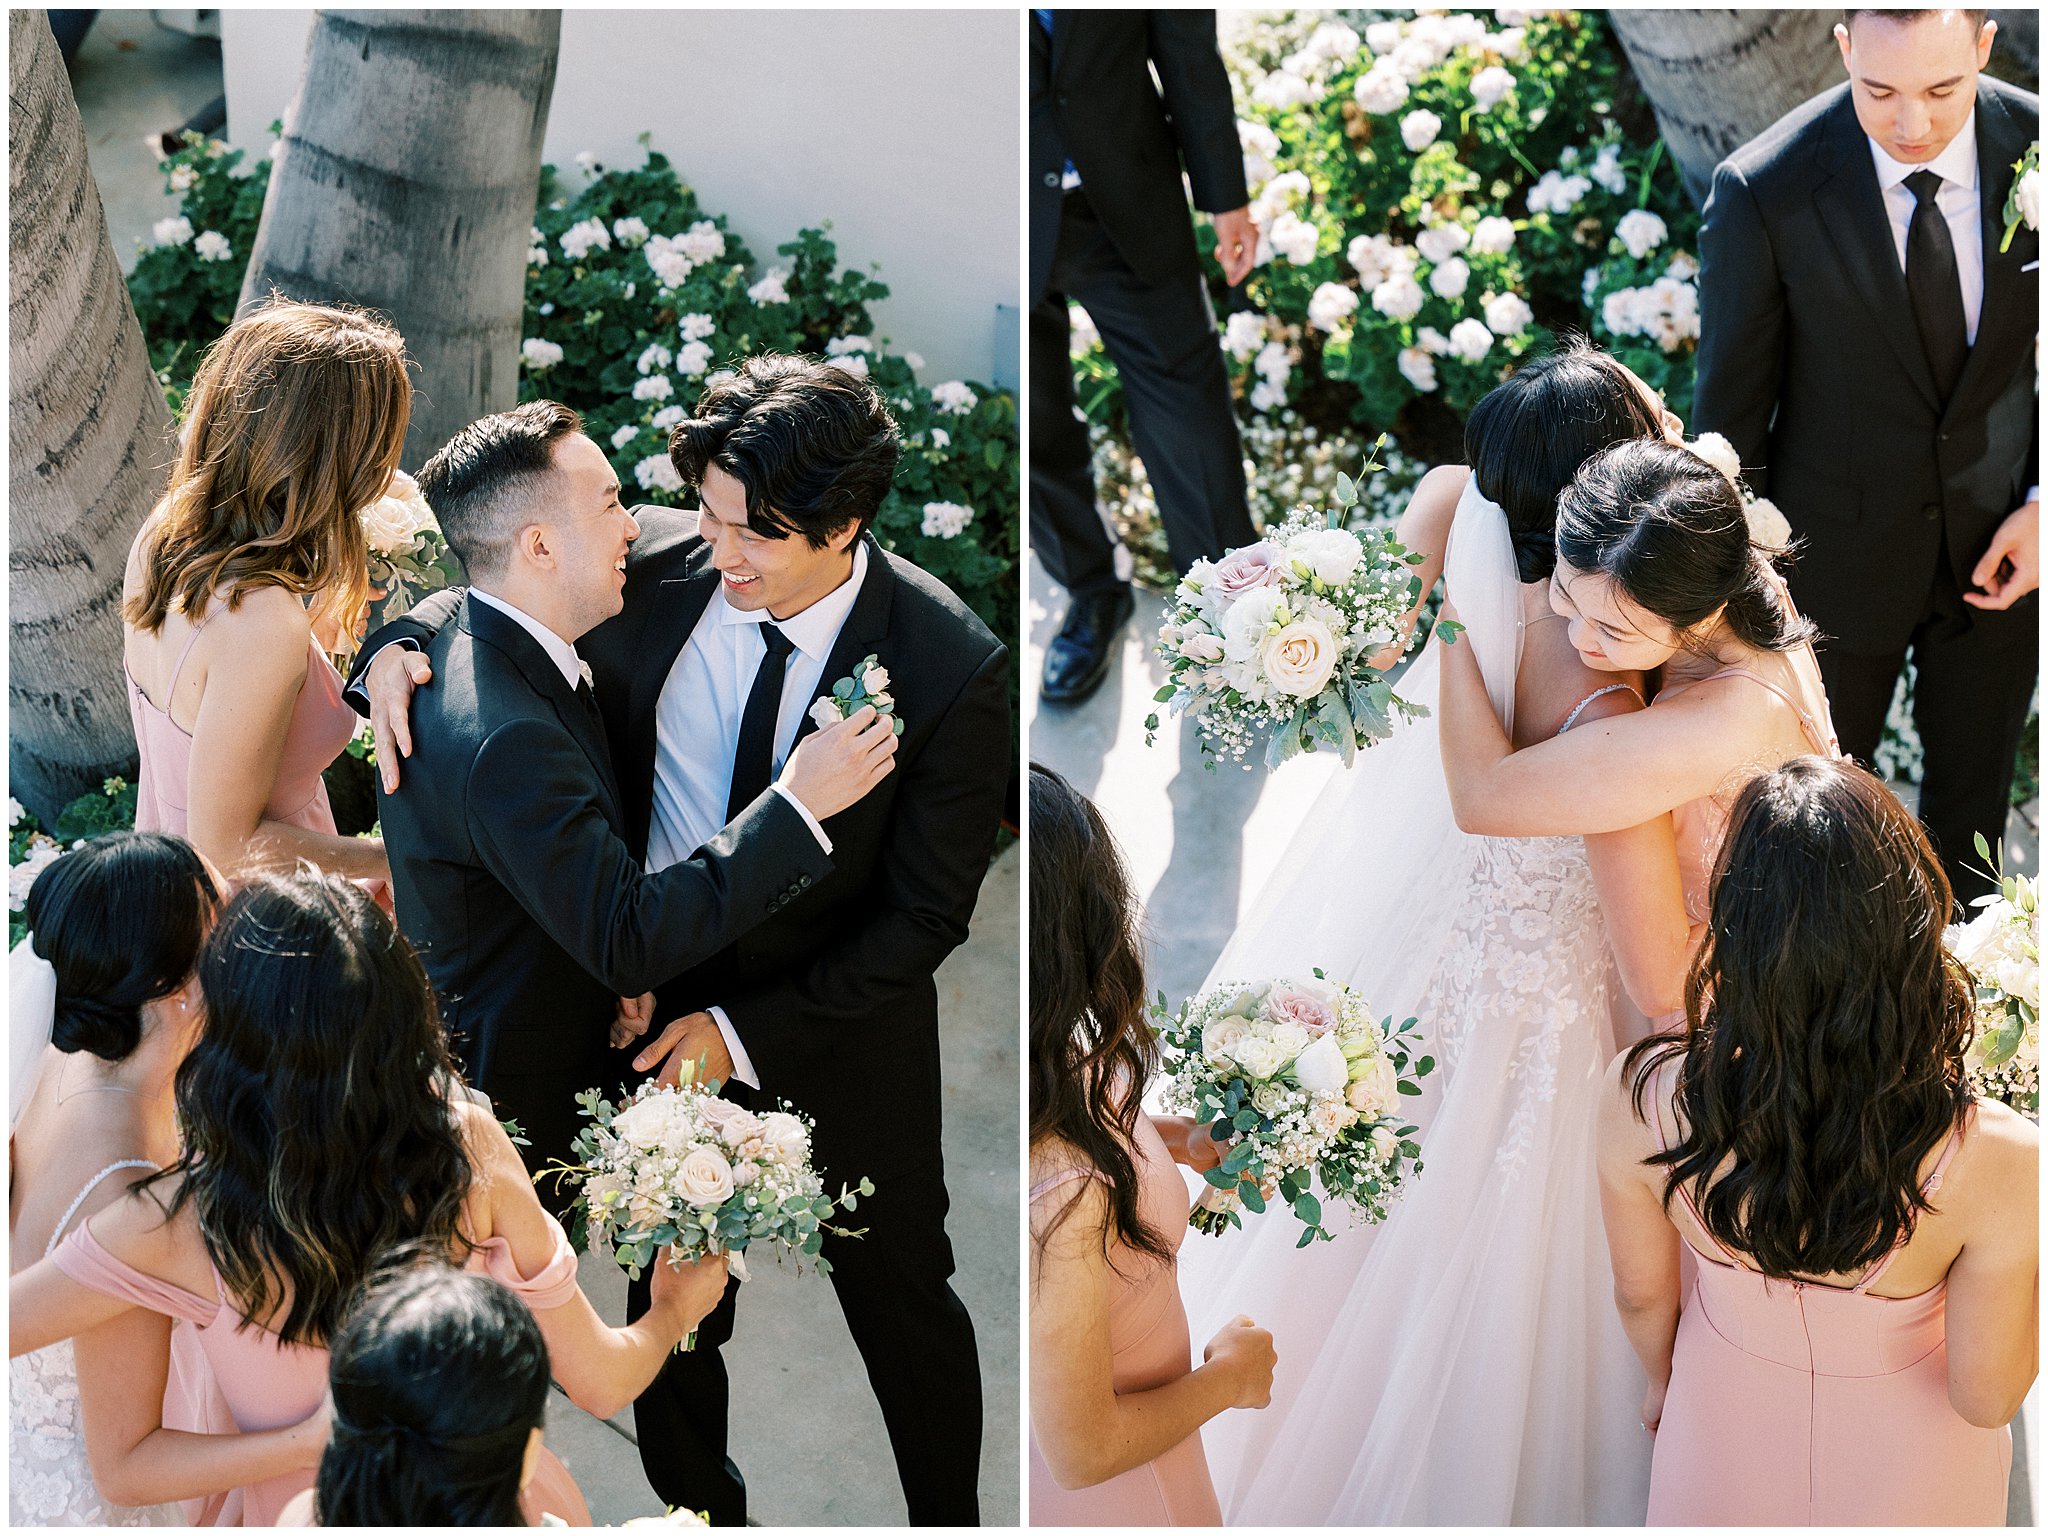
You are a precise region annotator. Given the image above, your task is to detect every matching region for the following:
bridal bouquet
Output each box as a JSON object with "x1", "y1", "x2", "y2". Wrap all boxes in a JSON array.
[
  {"x1": 1947, "y1": 835, "x2": 2039, "y2": 1117},
  {"x1": 1155, "y1": 973, "x2": 1433, "y2": 1242},
  {"x1": 1146, "y1": 454, "x2": 1447, "y2": 771},
  {"x1": 544, "y1": 1076, "x2": 874, "y2": 1343},
  {"x1": 359, "y1": 472, "x2": 462, "y2": 629}
]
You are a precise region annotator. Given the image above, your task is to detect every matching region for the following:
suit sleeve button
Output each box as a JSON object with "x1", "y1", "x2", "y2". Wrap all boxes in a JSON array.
[{"x1": 1041, "y1": 172, "x2": 1060, "y2": 188}]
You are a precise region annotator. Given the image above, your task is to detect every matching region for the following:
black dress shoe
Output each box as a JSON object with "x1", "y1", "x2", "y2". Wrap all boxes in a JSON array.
[{"x1": 1041, "y1": 586, "x2": 1136, "y2": 705}]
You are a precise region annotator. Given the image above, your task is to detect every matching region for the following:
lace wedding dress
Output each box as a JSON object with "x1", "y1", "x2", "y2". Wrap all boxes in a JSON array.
[
  {"x1": 9, "y1": 1160, "x2": 183, "y2": 1527},
  {"x1": 1173, "y1": 479, "x2": 1652, "y2": 1524}
]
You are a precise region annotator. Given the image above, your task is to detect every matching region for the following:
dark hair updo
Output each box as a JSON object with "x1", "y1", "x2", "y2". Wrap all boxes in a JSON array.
[
  {"x1": 315, "y1": 1259, "x2": 551, "y2": 1526},
  {"x1": 1555, "y1": 437, "x2": 1815, "y2": 653},
  {"x1": 1463, "y1": 335, "x2": 1666, "y2": 583},
  {"x1": 21, "y1": 832, "x2": 217, "y2": 1061},
  {"x1": 1625, "y1": 757, "x2": 1973, "y2": 1279}
]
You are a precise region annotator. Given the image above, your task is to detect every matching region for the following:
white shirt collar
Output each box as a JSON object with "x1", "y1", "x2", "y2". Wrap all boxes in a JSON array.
[
  {"x1": 715, "y1": 540, "x2": 869, "y2": 661},
  {"x1": 470, "y1": 587, "x2": 585, "y2": 691},
  {"x1": 1869, "y1": 107, "x2": 1978, "y2": 195}
]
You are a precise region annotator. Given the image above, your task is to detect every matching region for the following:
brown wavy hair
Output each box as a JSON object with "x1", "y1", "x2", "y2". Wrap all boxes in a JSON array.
[
  {"x1": 1625, "y1": 756, "x2": 1975, "y2": 1279},
  {"x1": 143, "y1": 868, "x2": 471, "y2": 1347},
  {"x1": 1029, "y1": 764, "x2": 1170, "y2": 1267},
  {"x1": 125, "y1": 299, "x2": 411, "y2": 643}
]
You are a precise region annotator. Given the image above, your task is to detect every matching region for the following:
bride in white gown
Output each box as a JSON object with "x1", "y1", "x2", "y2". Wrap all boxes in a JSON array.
[{"x1": 1175, "y1": 343, "x2": 1700, "y2": 1525}]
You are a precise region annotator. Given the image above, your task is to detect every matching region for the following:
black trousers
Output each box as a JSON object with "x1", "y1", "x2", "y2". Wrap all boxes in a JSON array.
[
  {"x1": 1031, "y1": 187, "x2": 1254, "y2": 594},
  {"x1": 1810, "y1": 556, "x2": 2037, "y2": 908},
  {"x1": 626, "y1": 1150, "x2": 982, "y2": 1526}
]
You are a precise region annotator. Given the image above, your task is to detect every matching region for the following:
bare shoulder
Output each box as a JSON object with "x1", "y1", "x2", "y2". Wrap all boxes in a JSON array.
[
  {"x1": 1516, "y1": 617, "x2": 1645, "y2": 741},
  {"x1": 209, "y1": 583, "x2": 313, "y2": 645},
  {"x1": 1961, "y1": 1100, "x2": 2040, "y2": 1179}
]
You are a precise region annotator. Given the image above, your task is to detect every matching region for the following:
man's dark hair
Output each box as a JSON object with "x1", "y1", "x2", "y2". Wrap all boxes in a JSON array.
[
  {"x1": 667, "y1": 355, "x2": 900, "y2": 547},
  {"x1": 1841, "y1": 8, "x2": 1988, "y2": 31},
  {"x1": 416, "y1": 400, "x2": 583, "y2": 579}
]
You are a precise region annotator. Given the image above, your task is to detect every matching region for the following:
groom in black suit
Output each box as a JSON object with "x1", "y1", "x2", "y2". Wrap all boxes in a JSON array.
[
  {"x1": 360, "y1": 359, "x2": 1007, "y2": 1525},
  {"x1": 355, "y1": 401, "x2": 897, "y2": 1180},
  {"x1": 1693, "y1": 8, "x2": 2037, "y2": 902}
]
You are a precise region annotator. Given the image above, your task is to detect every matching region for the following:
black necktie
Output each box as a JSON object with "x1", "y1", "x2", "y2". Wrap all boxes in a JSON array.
[
  {"x1": 727, "y1": 624, "x2": 796, "y2": 821},
  {"x1": 1904, "y1": 169, "x2": 1969, "y2": 401}
]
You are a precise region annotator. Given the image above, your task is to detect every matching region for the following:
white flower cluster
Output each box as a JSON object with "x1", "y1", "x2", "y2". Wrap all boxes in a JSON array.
[
  {"x1": 527, "y1": 225, "x2": 549, "y2": 269},
  {"x1": 1155, "y1": 974, "x2": 1427, "y2": 1238},
  {"x1": 1154, "y1": 504, "x2": 1427, "y2": 769},
  {"x1": 920, "y1": 501, "x2": 974, "y2": 540},
  {"x1": 1528, "y1": 169, "x2": 1592, "y2": 216},
  {"x1": 746, "y1": 266, "x2": 789, "y2": 305},
  {"x1": 1250, "y1": 338, "x2": 1293, "y2": 413},
  {"x1": 637, "y1": 343, "x2": 673, "y2": 376},
  {"x1": 635, "y1": 454, "x2": 682, "y2": 493},
  {"x1": 9, "y1": 834, "x2": 62, "y2": 912},
  {"x1": 560, "y1": 217, "x2": 612, "y2": 261},
  {"x1": 929, "y1": 380, "x2": 978, "y2": 416},
  {"x1": 358, "y1": 481, "x2": 439, "y2": 560},
  {"x1": 1598, "y1": 258, "x2": 1701, "y2": 353},
  {"x1": 612, "y1": 216, "x2": 650, "y2": 248},
  {"x1": 193, "y1": 231, "x2": 233, "y2": 263},
  {"x1": 806, "y1": 654, "x2": 902, "y2": 736},
  {"x1": 632, "y1": 374, "x2": 674, "y2": 401},
  {"x1": 1947, "y1": 867, "x2": 2040, "y2": 1115},
  {"x1": 1614, "y1": 208, "x2": 1668, "y2": 260},
  {"x1": 566, "y1": 1078, "x2": 862, "y2": 1284},
  {"x1": 643, "y1": 221, "x2": 726, "y2": 289},
  {"x1": 520, "y1": 337, "x2": 564, "y2": 372},
  {"x1": 151, "y1": 215, "x2": 194, "y2": 248}
]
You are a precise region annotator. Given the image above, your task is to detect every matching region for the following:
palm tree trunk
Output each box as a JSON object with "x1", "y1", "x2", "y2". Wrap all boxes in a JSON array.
[
  {"x1": 9, "y1": 10, "x2": 175, "y2": 822},
  {"x1": 238, "y1": 10, "x2": 561, "y2": 466},
  {"x1": 1609, "y1": 10, "x2": 1845, "y2": 208}
]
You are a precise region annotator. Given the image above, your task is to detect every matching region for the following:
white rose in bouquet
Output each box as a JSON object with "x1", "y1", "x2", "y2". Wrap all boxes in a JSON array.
[
  {"x1": 1687, "y1": 432, "x2": 1744, "y2": 485},
  {"x1": 760, "y1": 1111, "x2": 811, "y2": 1165},
  {"x1": 1223, "y1": 586, "x2": 1287, "y2": 662},
  {"x1": 1232, "y1": 1035, "x2": 1289, "y2": 1081},
  {"x1": 611, "y1": 1095, "x2": 679, "y2": 1151},
  {"x1": 1288, "y1": 527, "x2": 1364, "y2": 586},
  {"x1": 1205, "y1": 1015, "x2": 1254, "y2": 1061},
  {"x1": 677, "y1": 1147, "x2": 737, "y2": 1207},
  {"x1": 1294, "y1": 1033, "x2": 1352, "y2": 1094},
  {"x1": 1261, "y1": 619, "x2": 1341, "y2": 699},
  {"x1": 1269, "y1": 1021, "x2": 1312, "y2": 1057},
  {"x1": 2018, "y1": 164, "x2": 2040, "y2": 233}
]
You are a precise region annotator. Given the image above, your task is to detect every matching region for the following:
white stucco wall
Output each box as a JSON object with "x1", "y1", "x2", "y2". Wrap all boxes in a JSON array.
[{"x1": 221, "y1": 9, "x2": 1020, "y2": 387}]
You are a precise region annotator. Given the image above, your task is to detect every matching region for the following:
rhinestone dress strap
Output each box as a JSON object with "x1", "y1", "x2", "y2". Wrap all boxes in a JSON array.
[
  {"x1": 45, "y1": 1159, "x2": 158, "y2": 1259},
  {"x1": 1557, "y1": 682, "x2": 1644, "y2": 736}
]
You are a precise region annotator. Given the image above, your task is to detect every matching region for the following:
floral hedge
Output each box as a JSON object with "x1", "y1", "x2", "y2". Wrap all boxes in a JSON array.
[{"x1": 125, "y1": 136, "x2": 1018, "y2": 673}]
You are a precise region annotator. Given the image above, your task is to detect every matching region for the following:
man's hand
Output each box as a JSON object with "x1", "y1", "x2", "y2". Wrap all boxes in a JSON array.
[
  {"x1": 610, "y1": 991, "x2": 656, "y2": 1050},
  {"x1": 778, "y1": 704, "x2": 899, "y2": 820},
  {"x1": 632, "y1": 1009, "x2": 734, "y2": 1089},
  {"x1": 366, "y1": 644, "x2": 435, "y2": 792},
  {"x1": 1965, "y1": 500, "x2": 2040, "y2": 610},
  {"x1": 1210, "y1": 205, "x2": 1257, "y2": 287}
]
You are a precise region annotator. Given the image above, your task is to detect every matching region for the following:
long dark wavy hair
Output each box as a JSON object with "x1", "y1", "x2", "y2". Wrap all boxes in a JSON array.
[
  {"x1": 1625, "y1": 757, "x2": 1975, "y2": 1278},
  {"x1": 315, "y1": 1257, "x2": 550, "y2": 1526},
  {"x1": 23, "y1": 832, "x2": 218, "y2": 1062},
  {"x1": 1463, "y1": 334, "x2": 1666, "y2": 583},
  {"x1": 143, "y1": 870, "x2": 473, "y2": 1347},
  {"x1": 1029, "y1": 764, "x2": 1170, "y2": 1266},
  {"x1": 1556, "y1": 437, "x2": 1815, "y2": 654}
]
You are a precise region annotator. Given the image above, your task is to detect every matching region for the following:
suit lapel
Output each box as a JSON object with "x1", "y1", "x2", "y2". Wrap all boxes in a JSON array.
[
  {"x1": 463, "y1": 595, "x2": 625, "y2": 823},
  {"x1": 1812, "y1": 96, "x2": 1945, "y2": 413},
  {"x1": 789, "y1": 535, "x2": 898, "y2": 756},
  {"x1": 1946, "y1": 84, "x2": 2038, "y2": 425}
]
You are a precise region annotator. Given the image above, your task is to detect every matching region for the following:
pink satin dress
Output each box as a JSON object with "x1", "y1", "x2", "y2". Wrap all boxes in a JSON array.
[
  {"x1": 125, "y1": 606, "x2": 356, "y2": 839},
  {"x1": 1644, "y1": 1063, "x2": 2011, "y2": 1525},
  {"x1": 52, "y1": 1216, "x2": 595, "y2": 1526},
  {"x1": 1029, "y1": 1115, "x2": 1222, "y2": 1526}
]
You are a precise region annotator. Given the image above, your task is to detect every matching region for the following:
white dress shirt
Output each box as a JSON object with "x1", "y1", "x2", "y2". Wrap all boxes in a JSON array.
[
  {"x1": 1869, "y1": 111, "x2": 1984, "y2": 344},
  {"x1": 645, "y1": 542, "x2": 870, "y2": 1087},
  {"x1": 469, "y1": 588, "x2": 584, "y2": 690}
]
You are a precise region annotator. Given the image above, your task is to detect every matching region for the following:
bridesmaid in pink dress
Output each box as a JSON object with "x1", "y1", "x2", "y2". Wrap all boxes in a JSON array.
[
  {"x1": 1027, "y1": 767, "x2": 1277, "y2": 1526},
  {"x1": 120, "y1": 299, "x2": 409, "y2": 886},
  {"x1": 1600, "y1": 758, "x2": 2038, "y2": 1526},
  {"x1": 9, "y1": 871, "x2": 732, "y2": 1526}
]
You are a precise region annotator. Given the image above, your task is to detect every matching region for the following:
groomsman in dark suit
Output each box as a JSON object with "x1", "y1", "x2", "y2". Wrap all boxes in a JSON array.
[
  {"x1": 1694, "y1": 8, "x2": 2037, "y2": 902},
  {"x1": 358, "y1": 360, "x2": 1007, "y2": 1525},
  {"x1": 1031, "y1": 8, "x2": 1259, "y2": 703},
  {"x1": 354, "y1": 401, "x2": 896, "y2": 1182}
]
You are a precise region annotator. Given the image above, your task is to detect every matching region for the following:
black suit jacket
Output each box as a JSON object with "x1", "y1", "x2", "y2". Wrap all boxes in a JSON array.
[
  {"x1": 1693, "y1": 78, "x2": 2039, "y2": 656},
  {"x1": 1029, "y1": 9, "x2": 1249, "y2": 307},
  {"x1": 381, "y1": 513, "x2": 1010, "y2": 1183},
  {"x1": 362, "y1": 593, "x2": 832, "y2": 1165}
]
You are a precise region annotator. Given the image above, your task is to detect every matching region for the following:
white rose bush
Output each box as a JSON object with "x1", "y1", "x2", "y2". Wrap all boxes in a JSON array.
[
  {"x1": 545, "y1": 1074, "x2": 876, "y2": 1348},
  {"x1": 1154, "y1": 971, "x2": 1434, "y2": 1241},
  {"x1": 1148, "y1": 453, "x2": 1455, "y2": 770},
  {"x1": 1945, "y1": 836, "x2": 2040, "y2": 1117}
]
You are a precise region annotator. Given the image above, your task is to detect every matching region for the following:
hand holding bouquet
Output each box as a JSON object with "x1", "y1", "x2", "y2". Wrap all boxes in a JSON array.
[
  {"x1": 1947, "y1": 835, "x2": 2039, "y2": 1116},
  {"x1": 545, "y1": 1074, "x2": 875, "y2": 1346},
  {"x1": 1154, "y1": 972, "x2": 1434, "y2": 1242},
  {"x1": 1147, "y1": 451, "x2": 1453, "y2": 771}
]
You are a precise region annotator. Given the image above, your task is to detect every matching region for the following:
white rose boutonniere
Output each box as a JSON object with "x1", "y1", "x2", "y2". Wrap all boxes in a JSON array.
[
  {"x1": 2002, "y1": 142, "x2": 2040, "y2": 254},
  {"x1": 811, "y1": 653, "x2": 904, "y2": 736}
]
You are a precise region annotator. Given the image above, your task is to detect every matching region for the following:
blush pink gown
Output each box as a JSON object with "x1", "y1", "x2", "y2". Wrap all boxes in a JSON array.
[
  {"x1": 52, "y1": 1215, "x2": 594, "y2": 1526},
  {"x1": 1644, "y1": 1063, "x2": 2011, "y2": 1525},
  {"x1": 1029, "y1": 1115, "x2": 1222, "y2": 1526},
  {"x1": 126, "y1": 610, "x2": 356, "y2": 839}
]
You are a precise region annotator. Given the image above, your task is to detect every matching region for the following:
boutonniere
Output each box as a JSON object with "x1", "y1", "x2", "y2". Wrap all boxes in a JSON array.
[
  {"x1": 2000, "y1": 141, "x2": 2039, "y2": 254},
  {"x1": 809, "y1": 654, "x2": 904, "y2": 735}
]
